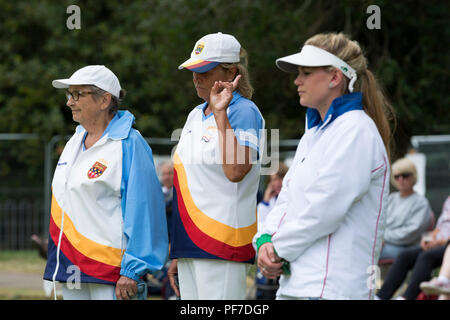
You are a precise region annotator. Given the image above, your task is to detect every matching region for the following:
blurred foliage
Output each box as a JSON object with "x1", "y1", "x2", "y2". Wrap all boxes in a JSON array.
[{"x1": 0, "y1": 0, "x2": 449, "y2": 183}]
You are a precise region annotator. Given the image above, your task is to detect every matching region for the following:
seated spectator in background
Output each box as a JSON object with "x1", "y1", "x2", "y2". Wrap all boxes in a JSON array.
[
  {"x1": 380, "y1": 157, "x2": 432, "y2": 260},
  {"x1": 256, "y1": 162, "x2": 289, "y2": 229},
  {"x1": 161, "y1": 162, "x2": 174, "y2": 199},
  {"x1": 421, "y1": 233, "x2": 450, "y2": 300},
  {"x1": 376, "y1": 195, "x2": 450, "y2": 300},
  {"x1": 254, "y1": 162, "x2": 288, "y2": 300},
  {"x1": 145, "y1": 161, "x2": 175, "y2": 298}
]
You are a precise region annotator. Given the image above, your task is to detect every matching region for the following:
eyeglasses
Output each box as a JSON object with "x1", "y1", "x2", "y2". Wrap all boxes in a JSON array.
[
  {"x1": 65, "y1": 90, "x2": 95, "y2": 101},
  {"x1": 394, "y1": 172, "x2": 412, "y2": 180}
]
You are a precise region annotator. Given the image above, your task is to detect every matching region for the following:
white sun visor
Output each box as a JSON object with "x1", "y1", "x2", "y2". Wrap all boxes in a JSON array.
[{"x1": 276, "y1": 45, "x2": 358, "y2": 92}]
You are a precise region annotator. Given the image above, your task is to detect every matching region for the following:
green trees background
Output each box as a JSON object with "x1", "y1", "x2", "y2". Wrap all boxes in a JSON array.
[{"x1": 0, "y1": 0, "x2": 449, "y2": 181}]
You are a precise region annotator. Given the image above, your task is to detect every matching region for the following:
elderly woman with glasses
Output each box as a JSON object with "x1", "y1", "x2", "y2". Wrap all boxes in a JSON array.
[
  {"x1": 43, "y1": 65, "x2": 169, "y2": 300},
  {"x1": 379, "y1": 157, "x2": 433, "y2": 260}
]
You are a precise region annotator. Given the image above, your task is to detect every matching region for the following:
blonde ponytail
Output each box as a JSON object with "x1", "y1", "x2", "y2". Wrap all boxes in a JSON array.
[{"x1": 360, "y1": 69, "x2": 395, "y2": 158}]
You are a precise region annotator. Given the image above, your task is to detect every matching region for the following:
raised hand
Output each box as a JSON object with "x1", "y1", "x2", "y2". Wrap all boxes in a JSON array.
[{"x1": 209, "y1": 75, "x2": 241, "y2": 114}]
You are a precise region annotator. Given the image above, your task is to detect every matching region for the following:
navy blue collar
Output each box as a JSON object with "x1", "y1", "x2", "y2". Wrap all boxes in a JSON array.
[{"x1": 306, "y1": 92, "x2": 363, "y2": 130}]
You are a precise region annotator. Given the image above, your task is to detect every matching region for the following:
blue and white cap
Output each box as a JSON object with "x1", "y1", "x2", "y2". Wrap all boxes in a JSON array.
[{"x1": 179, "y1": 32, "x2": 241, "y2": 73}]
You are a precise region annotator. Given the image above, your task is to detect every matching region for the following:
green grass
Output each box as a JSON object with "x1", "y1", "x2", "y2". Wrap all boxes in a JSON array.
[
  {"x1": 0, "y1": 250, "x2": 46, "y2": 274},
  {"x1": 0, "y1": 288, "x2": 52, "y2": 300},
  {"x1": 0, "y1": 250, "x2": 48, "y2": 300}
]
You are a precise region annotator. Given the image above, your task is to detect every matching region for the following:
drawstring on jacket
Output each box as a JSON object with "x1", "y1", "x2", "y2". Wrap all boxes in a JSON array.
[{"x1": 52, "y1": 210, "x2": 65, "y2": 300}]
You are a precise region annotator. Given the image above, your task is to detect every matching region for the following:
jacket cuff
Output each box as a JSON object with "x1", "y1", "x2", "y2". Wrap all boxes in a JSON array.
[
  {"x1": 120, "y1": 269, "x2": 140, "y2": 282},
  {"x1": 256, "y1": 233, "x2": 273, "y2": 253}
]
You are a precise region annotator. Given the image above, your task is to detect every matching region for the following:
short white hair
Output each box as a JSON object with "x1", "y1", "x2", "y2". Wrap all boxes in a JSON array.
[{"x1": 391, "y1": 157, "x2": 417, "y2": 185}]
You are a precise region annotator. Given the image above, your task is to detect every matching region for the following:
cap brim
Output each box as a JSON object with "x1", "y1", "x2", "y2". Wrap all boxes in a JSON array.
[
  {"x1": 276, "y1": 52, "x2": 329, "y2": 73},
  {"x1": 178, "y1": 59, "x2": 220, "y2": 73},
  {"x1": 52, "y1": 78, "x2": 95, "y2": 89}
]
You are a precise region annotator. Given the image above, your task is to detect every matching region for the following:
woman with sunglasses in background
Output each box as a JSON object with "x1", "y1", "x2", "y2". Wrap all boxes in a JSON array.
[
  {"x1": 43, "y1": 65, "x2": 168, "y2": 300},
  {"x1": 379, "y1": 157, "x2": 433, "y2": 261}
]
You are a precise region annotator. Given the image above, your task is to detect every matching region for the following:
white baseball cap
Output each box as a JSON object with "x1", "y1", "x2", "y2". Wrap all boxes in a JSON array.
[
  {"x1": 276, "y1": 45, "x2": 358, "y2": 92},
  {"x1": 52, "y1": 65, "x2": 122, "y2": 98},
  {"x1": 178, "y1": 32, "x2": 241, "y2": 73}
]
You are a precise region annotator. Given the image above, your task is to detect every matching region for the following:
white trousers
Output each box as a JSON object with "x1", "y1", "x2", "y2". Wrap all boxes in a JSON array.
[
  {"x1": 178, "y1": 258, "x2": 247, "y2": 300},
  {"x1": 62, "y1": 282, "x2": 115, "y2": 300},
  {"x1": 277, "y1": 294, "x2": 325, "y2": 300}
]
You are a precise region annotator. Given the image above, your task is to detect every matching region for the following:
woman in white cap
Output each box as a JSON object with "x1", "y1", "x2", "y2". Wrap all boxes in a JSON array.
[
  {"x1": 43, "y1": 65, "x2": 169, "y2": 300},
  {"x1": 167, "y1": 32, "x2": 265, "y2": 300},
  {"x1": 254, "y1": 32, "x2": 394, "y2": 300}
]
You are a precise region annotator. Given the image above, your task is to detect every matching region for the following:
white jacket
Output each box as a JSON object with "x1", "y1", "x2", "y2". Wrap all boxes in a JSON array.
[
  {"x1": 254, "y1": 93, "x2": 390, "y2": 300},
  {"x1": 44, "y1": 111, "x2": 168, "y2": 284}
]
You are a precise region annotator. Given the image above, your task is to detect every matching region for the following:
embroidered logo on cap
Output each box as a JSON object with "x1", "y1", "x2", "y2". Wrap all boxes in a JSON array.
[
  {"x1": 195, "y1": 42, "x2": 205, "y2": 55},
  {"x1": 87, "y1": 160, "x2": 108, "y2": 179}
]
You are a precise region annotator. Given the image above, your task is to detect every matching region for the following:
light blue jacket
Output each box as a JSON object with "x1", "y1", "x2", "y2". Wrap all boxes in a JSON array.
[{"x1": 44, "y1": 110, "x2": 168, "y2": 284}]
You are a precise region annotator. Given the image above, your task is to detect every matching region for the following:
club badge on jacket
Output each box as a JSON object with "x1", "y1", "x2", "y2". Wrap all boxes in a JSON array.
[{"x1": 87, "y1": 159, "x2": 108, "y2": 179}]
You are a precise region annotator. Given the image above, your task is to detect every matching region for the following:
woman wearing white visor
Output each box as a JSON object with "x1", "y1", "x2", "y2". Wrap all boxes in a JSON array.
[{"x1": 254, "y1": 33, "x2": 395, "y2": 299}]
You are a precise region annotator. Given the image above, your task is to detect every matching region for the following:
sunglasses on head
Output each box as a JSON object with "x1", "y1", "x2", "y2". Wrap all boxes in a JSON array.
[{"x1": 394, "y1": 172, "x2": 412, "y2": 180}]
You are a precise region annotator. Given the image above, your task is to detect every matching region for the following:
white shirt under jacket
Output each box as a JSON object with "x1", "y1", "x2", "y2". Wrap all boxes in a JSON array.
[{"x1": 254, "y1": 92, "x2": 390, "y2": 300}]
